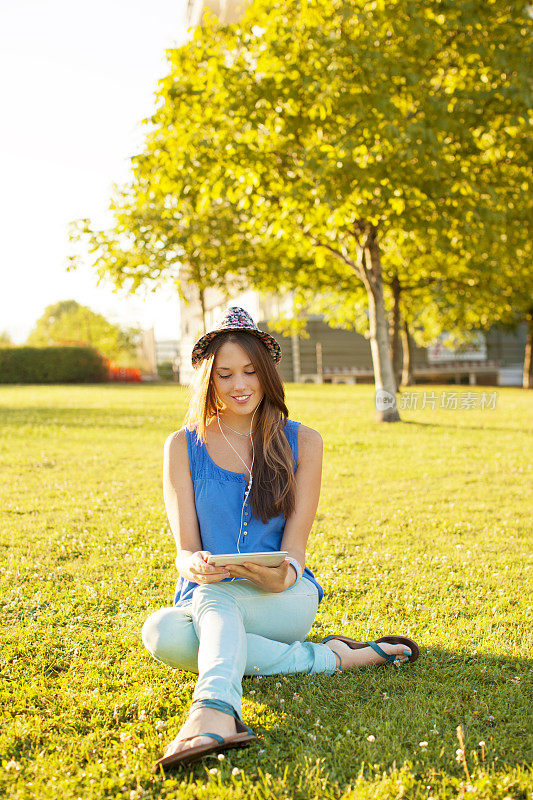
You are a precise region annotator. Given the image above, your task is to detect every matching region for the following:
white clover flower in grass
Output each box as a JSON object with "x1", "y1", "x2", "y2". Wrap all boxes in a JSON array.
[
  {"x1": 367, "y1": 735, "x2": 376, "y2": 742},
  {"x1": 155, "y1": 720, "x2": 165, "y2": 730},
  {"x1": 217, "y1": 753, "x2": 225, "y2": 761},
  {"x1": 232, "y1": 767, "x2": 240, "y2": 776},
  {"x1": 5, "y1": 761, "x2": 20, "y2": 771},
  {"x1": 209, "y1": 767, "x2": 218, "y2": 775},
  {"x1": 419, "y1": 741, "x2": 428, "y2": 748}
]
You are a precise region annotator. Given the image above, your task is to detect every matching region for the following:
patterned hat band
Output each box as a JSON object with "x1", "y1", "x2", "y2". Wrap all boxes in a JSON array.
[{"x1": 191, "y1": 306, "x2": 282, "y2": 369}]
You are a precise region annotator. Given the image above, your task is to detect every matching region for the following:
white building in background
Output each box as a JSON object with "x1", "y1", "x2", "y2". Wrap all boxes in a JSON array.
[
  {"x1": 155, "y1": 339, "x2": 180, "y2": 363},
  {"x1": 137, "y1": 328, "x2": 158, "y2": 378},
  {"x1": 184, "y1": 0, "x2": 249, "y2": 26}
]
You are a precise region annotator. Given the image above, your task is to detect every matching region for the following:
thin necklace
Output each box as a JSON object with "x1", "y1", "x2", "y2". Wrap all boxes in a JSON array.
[
  {"x1": 219, "y1": 417, "x2": 257, "y2": 437},
  {"x1": 215, "y1": 402, "x2": 260, "y2": 554},
  {"x1": 217, "y1": 412, "x2": 255, "y2": 483}
]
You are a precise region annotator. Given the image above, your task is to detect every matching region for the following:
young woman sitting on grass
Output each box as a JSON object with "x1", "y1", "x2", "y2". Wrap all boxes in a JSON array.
[{"x1": 142, "y1": 306, "x2": 419, "y2": 770}]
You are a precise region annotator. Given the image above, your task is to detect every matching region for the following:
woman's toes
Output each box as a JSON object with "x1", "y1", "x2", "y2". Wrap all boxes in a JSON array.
[
  {"x1": 363, "y1": 642, "x2": 411, "y2": 665},
  {"x1": 164, "y1": 734, "x2": 212, "y2": 758},
  {"x1": 391, "y1": 645, "x2": 411, "y2": 663},
  {"x1": 371, "y1": 643, "x2": 411, "y2": 665},
  {"x1": 163, "y1": 736, "x2": 184, "y2": 757}
]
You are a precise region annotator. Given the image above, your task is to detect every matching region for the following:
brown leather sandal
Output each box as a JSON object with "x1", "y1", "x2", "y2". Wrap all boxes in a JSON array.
[
  {"x1": 321, "y1": 634, "x2": 420, "y2": 666},
  {"x1": 153, "y1": 699, "x2": 257, "y2": 772}
]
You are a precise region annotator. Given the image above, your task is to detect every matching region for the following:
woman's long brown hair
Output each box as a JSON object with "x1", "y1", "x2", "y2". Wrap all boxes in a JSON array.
[{"x1": 183, "y1": 331, "x2": 296, "y2": 523}]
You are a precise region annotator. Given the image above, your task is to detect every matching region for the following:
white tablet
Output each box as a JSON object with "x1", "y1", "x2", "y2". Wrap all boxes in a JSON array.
[{"x1": 207, "y1": 551, "x2": 288, "y2": 568}]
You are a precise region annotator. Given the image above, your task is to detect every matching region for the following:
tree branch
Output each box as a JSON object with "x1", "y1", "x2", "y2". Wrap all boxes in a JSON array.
[{"x1": 304, "y1": 229, "x2": 363, "y2": 280}]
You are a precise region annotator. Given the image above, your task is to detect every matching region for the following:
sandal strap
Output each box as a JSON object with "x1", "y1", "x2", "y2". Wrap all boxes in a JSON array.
[
  {"x1": 190, "y1": 698, "x2": 256, "y2": 736},
  {"x1": 190, "y1": 698, "x2": 241, "y2": 721},
  {"x1": 367, "y1": 640, "x2": 396, "y2": 662},
  {"x1": 329, "y1": 648, "x2": 343, "y2": 671}
]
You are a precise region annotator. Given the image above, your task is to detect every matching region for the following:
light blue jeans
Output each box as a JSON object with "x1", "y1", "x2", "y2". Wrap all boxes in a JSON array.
[{"x1": 141, "y1": 577, "x2": 337, "y2": 720}]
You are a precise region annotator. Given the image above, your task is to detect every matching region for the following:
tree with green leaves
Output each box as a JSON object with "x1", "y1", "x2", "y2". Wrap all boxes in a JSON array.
[
  {"x1": 27, "y1": 300, "x2": 140, "y2": 365},
  {"x1": 69, "y1": 186, "x2": 251, "y2": 334},
  {"x1": 0, "y1": 331, "x2": 13, "y2": 346},
  {"x1": 71, "y1": 0, "x2": 531, "y2": 417}
]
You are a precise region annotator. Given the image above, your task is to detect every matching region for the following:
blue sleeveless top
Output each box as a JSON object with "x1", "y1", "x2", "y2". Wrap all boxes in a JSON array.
[{"x1": 172, "y1": 418, "x2": 323, "y2": 607}]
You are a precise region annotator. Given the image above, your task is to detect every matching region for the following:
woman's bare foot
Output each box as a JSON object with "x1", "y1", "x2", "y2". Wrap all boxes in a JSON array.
[
  {"x1": 162, "y1": 706, "x2": 237, "y2": 759},
  {"x1": 325, "y1": 639, "x2": 411, "y2": 670}
]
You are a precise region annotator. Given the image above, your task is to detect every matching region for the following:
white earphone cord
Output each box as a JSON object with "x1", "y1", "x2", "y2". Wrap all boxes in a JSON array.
[{"x1": 216, "y1": 399, "x2": 260, "y2": 553}]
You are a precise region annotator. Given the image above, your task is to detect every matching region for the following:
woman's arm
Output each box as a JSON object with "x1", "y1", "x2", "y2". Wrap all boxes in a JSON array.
[
  {"x1": 279, "y1": 424, "x2": 323, "y2": 584},
  {"x1": 226, "y1": 424, "x2": 323, "y2": 591},
  {"x1": 163, "y1": 429, "x2": 229, "y2": 584}
]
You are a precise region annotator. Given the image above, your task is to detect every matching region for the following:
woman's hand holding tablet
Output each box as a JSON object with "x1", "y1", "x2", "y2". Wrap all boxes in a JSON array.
[{"x1": 206, "y1": 551, "x2": 288, "y2": 568}]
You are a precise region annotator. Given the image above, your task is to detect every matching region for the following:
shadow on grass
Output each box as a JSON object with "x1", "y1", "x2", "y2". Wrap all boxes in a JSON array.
[
  {"x1": 0, "y1": 406, "x2": 171, "y2": 429},
  {"x1": 149, "y1": 647, "x2": 532, "y2": 789},
  {"x1": 2, "y1": 407, "x2": 530, "y2": 436},
  {"x1": 402, "y1": 420, "x2": 531, "y2": 434}
]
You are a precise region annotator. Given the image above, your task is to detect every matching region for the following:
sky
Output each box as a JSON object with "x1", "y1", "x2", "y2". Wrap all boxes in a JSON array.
[{"x1": 0, "y1": 0, "x2": 192, "y2": 344}]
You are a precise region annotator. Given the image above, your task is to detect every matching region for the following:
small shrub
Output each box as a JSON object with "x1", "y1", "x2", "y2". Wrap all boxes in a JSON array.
[
  {"x1": 157, "y1": 360, "x2": 176, "y2": 381},
  {"x1": 0, "y1": 346, "x2": 108, "y2": 383}
]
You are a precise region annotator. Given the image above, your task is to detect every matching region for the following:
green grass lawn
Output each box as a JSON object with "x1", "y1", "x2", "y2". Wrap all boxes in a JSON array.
[{"x1": 1, "y1": 384, "x2": 532, "y2": 800}]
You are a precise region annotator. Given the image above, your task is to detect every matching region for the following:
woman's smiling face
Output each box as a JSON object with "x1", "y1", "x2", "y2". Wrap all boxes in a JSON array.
[{"x1": 212, "y1": 341, "x2": 264, "y2": 414}]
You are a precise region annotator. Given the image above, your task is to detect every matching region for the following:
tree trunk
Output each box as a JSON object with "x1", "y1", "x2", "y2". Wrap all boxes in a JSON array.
[
  {"x1": 523, "y1": 310, "x2": 533, "y2": 389},
  {"x1": 198, "y1": 287, "x2": 207, "y2": 333},
  {"x1": 362, "y1": 227, "x2": 400, "y2": 422},
  {"x1": 401, "y1": 317, "x2": 415, "y2": 386},
  {"x1": 389, "y1": 274, "x2": 401, "y2": 391}
]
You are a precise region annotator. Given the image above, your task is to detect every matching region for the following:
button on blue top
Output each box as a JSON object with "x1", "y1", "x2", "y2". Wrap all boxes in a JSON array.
[{"x1": 172, "y1": 418, "x2": 323, "y2": 606}]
